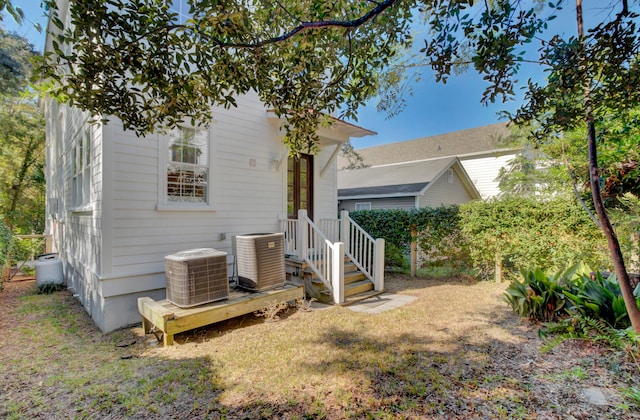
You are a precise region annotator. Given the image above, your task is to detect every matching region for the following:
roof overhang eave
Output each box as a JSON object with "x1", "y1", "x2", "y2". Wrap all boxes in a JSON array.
[{"x1": 266, "y1": 110, "x2": 376, "y2": 139}]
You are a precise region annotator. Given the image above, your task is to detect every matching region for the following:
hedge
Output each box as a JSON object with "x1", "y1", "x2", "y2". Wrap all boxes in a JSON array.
[{"x1": 348, "y1": 197, "x2": 610, "y2": 277}]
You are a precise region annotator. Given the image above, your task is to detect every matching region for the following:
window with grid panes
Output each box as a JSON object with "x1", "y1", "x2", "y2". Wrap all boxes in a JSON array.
[
  {"x1": 166, "y1": 127, "x2": 209, "y2": 203},
  {"x1": 72, "y1": 128, "x2": 91, "y2": 208}
]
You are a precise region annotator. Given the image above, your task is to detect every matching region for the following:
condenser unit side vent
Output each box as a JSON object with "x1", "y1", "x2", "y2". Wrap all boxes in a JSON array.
[{"x1": 236, "y1": 233, "x2": 285, "y2": 291}]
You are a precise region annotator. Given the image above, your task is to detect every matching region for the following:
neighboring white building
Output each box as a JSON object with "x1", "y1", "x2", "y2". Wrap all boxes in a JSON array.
[
  {"x1": 337, "y1": 123, "x2": 519, "y2": 199},
  {"x1": 44, "y1": 88, "x2": 374, "y2": 332}
]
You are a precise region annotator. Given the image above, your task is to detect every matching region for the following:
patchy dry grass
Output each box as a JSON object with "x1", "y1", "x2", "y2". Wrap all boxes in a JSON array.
[{"x1": 1, "y1": 275, "x2": 639, "y2": 419}]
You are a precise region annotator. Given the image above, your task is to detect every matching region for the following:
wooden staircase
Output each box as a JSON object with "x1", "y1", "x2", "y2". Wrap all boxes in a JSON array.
[{"x1": 285, "y1": 256, "x2": 382, "y2": 305}]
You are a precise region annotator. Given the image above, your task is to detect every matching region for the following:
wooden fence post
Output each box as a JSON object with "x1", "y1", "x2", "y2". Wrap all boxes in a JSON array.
[
  {"x1": 495, "y1": 252, "x2": 503, "y2": 283},
  {"x1": 411, "y1": 227, "x2": 417, "y2": 277}
]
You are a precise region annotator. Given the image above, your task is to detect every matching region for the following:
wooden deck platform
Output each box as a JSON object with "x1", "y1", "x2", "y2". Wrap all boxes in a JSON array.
[{"x1": 138, "y1": 283, "x2": 304, "y2": 346}]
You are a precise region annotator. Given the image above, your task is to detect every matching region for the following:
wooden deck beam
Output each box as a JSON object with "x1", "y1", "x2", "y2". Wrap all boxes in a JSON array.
[{"x1": 138, "y1": 284, "x2": 304, "y2": 346}]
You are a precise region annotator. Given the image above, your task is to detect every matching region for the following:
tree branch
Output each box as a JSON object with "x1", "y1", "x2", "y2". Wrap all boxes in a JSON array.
[{"x1": 186, "y1": 0, "x2": 399, "y2": 49}]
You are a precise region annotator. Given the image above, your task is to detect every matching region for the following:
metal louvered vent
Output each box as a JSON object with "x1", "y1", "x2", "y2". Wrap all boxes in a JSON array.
[
  {"x1": 165, "y1": 248, "x2": 229, "y2": 308},
  {"x1": 236, "y1": 233, "x2": 285, "y2": 291}
]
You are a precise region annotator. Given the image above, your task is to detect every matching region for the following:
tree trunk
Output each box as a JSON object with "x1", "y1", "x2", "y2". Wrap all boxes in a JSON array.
[
  {"x1": 587, "y1": 121, "x2": 640, "y2": 332},
  {"x1": 577, "y1": 0, "x2": 640, "y2": 333}
]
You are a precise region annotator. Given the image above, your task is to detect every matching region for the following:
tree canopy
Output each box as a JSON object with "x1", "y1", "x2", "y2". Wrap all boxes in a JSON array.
[
  {"x1": 0, "y1": 27, "x2": 46, "y2": 233},
  {"x1": 37, "y1": 0, "x2": 413, "y2": 154}
]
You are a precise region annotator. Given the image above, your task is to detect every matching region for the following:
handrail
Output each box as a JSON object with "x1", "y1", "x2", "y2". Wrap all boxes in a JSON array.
[
  {"x1": 341, "y1": 211, "x2": 384, "y2": 291},
  {"x1": 279, "y1": 219, "x2": 298, "y2": 256},
  {"x1": 300, "y1": 212, "x2": 335, "y2": 294},
  {"x1": 279, "y1": 210, "x2": 382, "y2": 301}
]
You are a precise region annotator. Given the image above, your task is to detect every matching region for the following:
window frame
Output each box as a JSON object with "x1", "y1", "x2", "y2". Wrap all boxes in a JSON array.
[
  {"x1": 354, "y1": 202, "x2": 372, "y2": 211},
  {"x1": 447, "y1": 168, "x2": 454, "y2": 184},
  {"x1": 157, "y1": 125, "x2": 215, "y2": 212},
  {"x1": 71, "y1": 127, "x2": 92, "y2": 212}
]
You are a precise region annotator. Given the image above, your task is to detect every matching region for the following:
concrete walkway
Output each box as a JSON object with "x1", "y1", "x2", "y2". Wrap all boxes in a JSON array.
[{"x1": 346, "y1": 293, "x2": 417, "y2": 314}]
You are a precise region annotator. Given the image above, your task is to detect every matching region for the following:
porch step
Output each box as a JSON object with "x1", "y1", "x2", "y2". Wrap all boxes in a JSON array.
[
  {"x1": 344, "y1": 270, "x2": 366, "y2": 285},
  {"x1": 341, "y1": 289, "x2": 385, "y2": 306},
  {"x1": 285, "y1": 254, "x2": 378, "y2": 304},
  {"x1": 344, "y1": 279, "x2": 374, "y2": 298}
]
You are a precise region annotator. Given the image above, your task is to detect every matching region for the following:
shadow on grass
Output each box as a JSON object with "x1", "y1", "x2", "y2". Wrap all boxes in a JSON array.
[
  {"x1": 2, "y1": 278, "x2": 633, "y2": 419},
  {"x1": 383, "y1": 272, "x2": 483, "y2": 294}
]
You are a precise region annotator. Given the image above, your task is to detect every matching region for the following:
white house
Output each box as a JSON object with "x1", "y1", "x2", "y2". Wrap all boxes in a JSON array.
[
  {"x1": 43, "y1": 87, "x2": 381, "y2": 332},
  {"x1": 337, "y1": 123, "x2": 519, "y2": 199}
]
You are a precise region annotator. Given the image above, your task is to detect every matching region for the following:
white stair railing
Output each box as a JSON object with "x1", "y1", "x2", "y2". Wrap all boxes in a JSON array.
[
  {"x1": 279, "y1": 218, "x2": 299, "y2": 256},
  {"x1": 279, "y1": 210, "x2": 384, "y2": 301},
  {"x1": 299, "y1": 210, "x2": 344, "y2": 304},
  {"x1": 340, "y1": 211, "x2": 385, "y2": 292}
]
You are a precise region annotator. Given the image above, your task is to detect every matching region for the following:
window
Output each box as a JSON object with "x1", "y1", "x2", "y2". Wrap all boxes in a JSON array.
[
  {"x1": 355, "y1": 202, "x2": 371, "y2": 211},
  {"x1": 447, "y1": 168, "x2": 454, "y2": 184},
  {"x1": 166, "y1": 126, "x2": 209, "y2": 204},
  {"x1": 72, "y1": 128, "x2": 91, "y2": 208}
]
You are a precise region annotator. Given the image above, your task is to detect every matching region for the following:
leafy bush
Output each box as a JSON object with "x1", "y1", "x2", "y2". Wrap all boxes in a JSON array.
[
  {"x1": 460, "y1": 197, "x2": 609, "y2": 278},
  {"x1": 505, "y1": 265, "x2": 640, "y2": 329},
  {"x1": 349, "y1": 196, "x2": 611, "y2": 279},
  {"x1": 384, "y1": 243, "x2": 408, "y2": 270},
  {"x1": 504, "y1": 267, "x2": 572, "y2": 322},
  {"x1": 564, "y1": 271, "x2": 637, "y2": 329},
  {"x1": 0, "y1": 219, "x2": 13, "y2": 289},
  {"x1": 349, "y1": 206, "x2": 468, "y2": 272}
]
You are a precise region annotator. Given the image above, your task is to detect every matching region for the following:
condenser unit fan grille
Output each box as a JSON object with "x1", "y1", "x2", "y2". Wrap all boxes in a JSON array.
[{"x1": 165, "y1": 248, "x2": 229, "y2": 308}]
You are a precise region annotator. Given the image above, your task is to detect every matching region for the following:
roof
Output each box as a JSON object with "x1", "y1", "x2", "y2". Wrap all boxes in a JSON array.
[
  {"x1": 339, "y1": 182, "x2": 429, "y2": 198},
  {"x1": 337, "y1": 157, "x2": 481, "y2": 199},
  {"x1": 266, "y1": 110, "x2": 376, "y2": 139},
  {"x1": 337, "y1": 122, "x2": 515, "y2": 168}
]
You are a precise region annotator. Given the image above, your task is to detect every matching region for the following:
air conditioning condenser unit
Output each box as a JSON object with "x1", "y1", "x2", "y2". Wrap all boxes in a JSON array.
[
  {"x1": 165, "y1": 248, "x2": 228, "y2": 308},
  {"x1": 235, "y1": 233, "x2": 285, "y2": 291}
]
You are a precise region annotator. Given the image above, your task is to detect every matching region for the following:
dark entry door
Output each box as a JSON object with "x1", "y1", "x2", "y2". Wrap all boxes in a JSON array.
[{"x1": 287, "y1": 154, "x2": 313, "y2": 219}]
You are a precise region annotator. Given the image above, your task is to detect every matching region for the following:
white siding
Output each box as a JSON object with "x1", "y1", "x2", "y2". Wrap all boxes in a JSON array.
[
  {"x1": 48, "y1": 90, "x2": 353, "y2": 332},
  {"x1": 314, "y1": 144, "x2": 342, "y2": 220},
  {"x1": 460, "y1": 154, "x2": 516, "y2": 199},
  {"x1": 44, "y1": 100, "x2": 104, "y2": 319},
  {"x1": 106, "y1": 93, "x2": 288, "y2": 278},
  {"x1": 418, "y1": 168, "x2": 475, "y2": 208}
]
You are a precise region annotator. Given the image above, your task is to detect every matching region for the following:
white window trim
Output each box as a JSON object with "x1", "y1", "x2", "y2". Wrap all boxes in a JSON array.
[
  {"x1": 156, "y1": 126, "x2": 216, "y2": 212},
  {"x1": 355, "y1": 202, "x2": 372, "y2": 211},
  {"x1": 70, "y1": 125, "x2": 93, "y2": 213}
]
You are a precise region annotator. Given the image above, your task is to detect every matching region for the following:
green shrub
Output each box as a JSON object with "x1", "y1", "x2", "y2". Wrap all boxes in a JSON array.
[
  {"x1": 349, "y1": 197, "x2": 610, "y2": 279},
  {"x1": 0, "y1": 219, "x2": 13, "y2": 290},
  {"x1": 384, "y1": 243, "x2": 408, "y2": 270},
  {"x1": 506, "y1": 264, "x2": 640, "y2": 329},
  {"x1": 460, "y1": 197, "x2": 609, "y2": 278},
  {"x1": 504, "y1": 267, "x2": 573, "y2": 322},
  {"x1": 564, "y1": 271, "x2": 638, "y2": 329}
]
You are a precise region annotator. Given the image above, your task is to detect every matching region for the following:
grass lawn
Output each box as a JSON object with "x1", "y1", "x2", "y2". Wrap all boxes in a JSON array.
[{"x1": 1, "y1": 274, "x2": 639, "y2": 419}]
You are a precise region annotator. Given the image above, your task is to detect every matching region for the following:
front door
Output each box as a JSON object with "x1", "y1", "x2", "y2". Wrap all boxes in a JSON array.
[{"x1": 287, "y1": 154, "x2": 313, "y2": 219}]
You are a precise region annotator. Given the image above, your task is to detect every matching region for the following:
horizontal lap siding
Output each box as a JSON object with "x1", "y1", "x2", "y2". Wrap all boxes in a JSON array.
[
  {"x1": 108, "y1": 92, "x2": 287, "y2": 277},
  {"x1": 314, "y1": 146, "x2": 341, "y2": 220},
  {"x1": 46, "y1": 102, "x2": 104, "y2": 318},
  {"x1": 460, "y1": 154, "x2": 515, "y2": 199},
  {"x1": 418, "y1": 170, "x2": 473, "y2": 208}
]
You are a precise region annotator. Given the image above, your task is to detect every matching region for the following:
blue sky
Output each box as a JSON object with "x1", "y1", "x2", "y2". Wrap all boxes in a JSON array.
[{"x1": 3, "y1": 1, "x2": 597, "y2": 149}]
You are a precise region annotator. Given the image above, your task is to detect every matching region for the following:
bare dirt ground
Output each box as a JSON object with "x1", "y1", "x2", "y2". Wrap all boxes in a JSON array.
[{"x1": 1, "y1": 274, "x2": 639, "y2": 419}]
